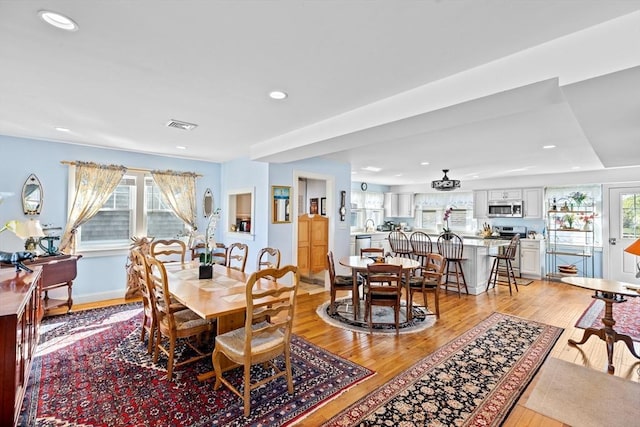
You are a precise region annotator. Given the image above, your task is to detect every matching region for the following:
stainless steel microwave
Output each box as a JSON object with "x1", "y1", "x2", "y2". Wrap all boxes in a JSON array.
[{"x1": 487, "y1": 200, "x2": 523, "y2": 218}]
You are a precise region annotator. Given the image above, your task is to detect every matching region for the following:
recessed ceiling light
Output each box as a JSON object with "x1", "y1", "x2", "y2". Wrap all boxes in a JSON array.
[
  {"x1": 571, "y1": 166, "x2": 581, "y2": 170},
  {"x1": 55, "y1": 127, "x2": 70, "y2": 132},
  {"x1": 176, "y1": 145, "x2": 187, "y2": 150},
  {"x1": 542, "y1": 145, "x2": 556, "y2": 149},
  {"x1": 269, "y1": 90, "x2": 288, "y2": 100},
  {"x1": 362, "y1": 166, "x2": 382, "y2": 172},
  {"x1": 38, "y1": 10, "x2": 79, "y2": 31},
  {"x1": 420, "y1": 161, "x2": 430, "y2": 165},
  {"x1": 394, "y1": 174, "x2": 403, "y2": 177}
]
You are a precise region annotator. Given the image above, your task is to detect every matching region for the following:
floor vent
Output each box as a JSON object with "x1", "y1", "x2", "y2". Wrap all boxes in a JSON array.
[{"x1": 166, "y1": 119, "x2": 198, "y2": 131}]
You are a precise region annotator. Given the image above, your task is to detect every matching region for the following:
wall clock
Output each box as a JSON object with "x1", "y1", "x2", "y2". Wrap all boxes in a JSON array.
[
  {"x1": 339, "y1": 191, "x2": 346, "y2": 221},
  {"x1": 360, "y1": 182, "x2": 368, "y2": 191}
]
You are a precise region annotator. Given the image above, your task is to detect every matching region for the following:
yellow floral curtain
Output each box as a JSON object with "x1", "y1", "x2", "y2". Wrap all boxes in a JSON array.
[
  {"x1": 59, "y1": 162, "x2": 127, "y2": 254},
  {"x1": 150, "y1": 170, "x2": 197, "y2": 231}
]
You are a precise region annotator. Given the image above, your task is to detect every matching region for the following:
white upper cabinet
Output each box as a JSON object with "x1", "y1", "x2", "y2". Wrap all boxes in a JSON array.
[
  {"x1": 473, "y1": 190, "x2": 488, "y2": 218},
  {"x1": 488, "y1": 189, "x2": 522, "y2": 200},
  {"x1": 522, "y1": 187, "x2": 543, "y2": 218},
  {"x1": 384, "y1": 192, "x2": 414, "y2": 217}
]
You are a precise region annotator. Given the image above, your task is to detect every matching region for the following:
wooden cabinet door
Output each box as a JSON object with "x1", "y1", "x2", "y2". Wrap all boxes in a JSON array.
[
  {"x1": 298, "y1": 215, "x2": 311, "y2": 276},
  {"x1": 310, "y1": 215, "x2": 328, "y2": 273}
]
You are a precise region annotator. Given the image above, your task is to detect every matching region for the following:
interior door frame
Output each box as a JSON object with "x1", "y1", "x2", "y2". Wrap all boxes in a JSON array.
[
  {"x1": 292, "y1": 170, "x2": 335, "y2": 289},
  {"x1": 603, "y1": 182, "x2": 640, "y2": 281}
]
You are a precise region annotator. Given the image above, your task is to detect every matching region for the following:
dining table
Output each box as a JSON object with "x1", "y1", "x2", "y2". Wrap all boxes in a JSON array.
[
  {"x1": 561, "y1": 276, "x2": 640, "y2": 374},
  {"x1": 338, "y1": 255, "x2": 420, "y2": 320},
  {"x1": 164, "y1": 261, "x2": 286, "y2": 380}
]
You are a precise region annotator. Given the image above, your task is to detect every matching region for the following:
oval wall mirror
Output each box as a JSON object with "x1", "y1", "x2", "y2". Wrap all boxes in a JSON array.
[
  {"x1": 203, "y1": 188, "x2": 214, "y2": 217},
  {"x1": 22, "y1": 173, "x2": 43, "y2": 215}
]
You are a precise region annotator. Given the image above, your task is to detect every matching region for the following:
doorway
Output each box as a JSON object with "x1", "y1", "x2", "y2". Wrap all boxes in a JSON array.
[
  {"x1": 293, "y1": 172, "x2": 335, "y2": 289},
  {"x1": 605, "y1": 184, "x2": 640, "y2": 282}
]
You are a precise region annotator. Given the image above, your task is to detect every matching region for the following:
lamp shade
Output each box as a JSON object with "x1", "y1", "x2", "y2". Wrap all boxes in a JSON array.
[
  {"x1": 15, "y1": 219, "x2": 45, "y2": 239},
  {"x1": 624, "y1": 238, "x2": 640, "y2": 256}
]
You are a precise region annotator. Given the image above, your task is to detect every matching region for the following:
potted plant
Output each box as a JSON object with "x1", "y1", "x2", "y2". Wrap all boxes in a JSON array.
[{"x1": 199, "y1": 208, "x2": 221, "y2": 279}]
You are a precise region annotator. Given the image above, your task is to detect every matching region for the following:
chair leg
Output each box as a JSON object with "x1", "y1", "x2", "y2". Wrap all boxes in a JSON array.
[
  {"x1": 167, "y1": 337, "x2": 176, "y2": 380},
  {"x1": 486, "y1": 258, "x2": 498, "y2": 292},
  {"x1": 457, "y1": 261, "x2": 468, "y2": 295},
  {"x1": 243, "y1": 363, "x2": 251, "y2": 416},
  {"x1": 285, "y1": 346, "x2": 294, "y2": 394},
  {"x1": 212, "y1": 348, "x2": 222, "y2": 390}
]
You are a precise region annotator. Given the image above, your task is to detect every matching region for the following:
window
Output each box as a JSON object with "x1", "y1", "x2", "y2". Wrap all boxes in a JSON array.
[
  {"x1": 621, "y1": 192, "x2": 640, "y2": 239},
  {"x1": 77, "y1": 171, "x2": 186, "y2": 249}
]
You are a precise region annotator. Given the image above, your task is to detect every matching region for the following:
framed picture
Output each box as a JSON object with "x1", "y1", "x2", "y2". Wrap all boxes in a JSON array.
[
  {"x1": 272, "y1": 186, "x2": 291, "y2": 223},
  {"x1": 320, "y1": 197, "x2": 327, "y2": 215},
  {"x1": 310, "y1": 198, "x2": 319, "y2": 214}
]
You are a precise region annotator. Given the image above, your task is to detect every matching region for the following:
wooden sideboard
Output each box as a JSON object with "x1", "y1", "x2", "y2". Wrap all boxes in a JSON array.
[
  {"x1": 27, "y1": 254, "x2": 82, "y2": 315},
  {"x1": 0, "y1": 267, "x2": 43, "y2": 427}
]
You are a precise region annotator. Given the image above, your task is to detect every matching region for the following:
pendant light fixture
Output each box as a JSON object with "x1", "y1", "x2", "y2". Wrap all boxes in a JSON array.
[{"x1": 431, "y1": 169, "x2": 460, "y2": 191}]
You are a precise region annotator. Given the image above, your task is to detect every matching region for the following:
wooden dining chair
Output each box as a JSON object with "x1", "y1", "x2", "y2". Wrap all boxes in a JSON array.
[
  {"x1": 327, "y1": 251, "x2": 360, "y2": 315},
  {"x1": 256, "y1": 247, "x2": 281, "y2": 271},
  {"x1": 226, "y1": 242, "x2": 248, "y2": 272},
  {"x1": 212, "y1": 265, "x2": 299, "y2": 416},
  {"x1": 364, "y1": 262, "x2": 403, "y2": 334},
  {"x1": 437, "y1": 232, "x2": 468, "y2": 297},
  {"x1": 150, "y1": 239, "x2": 187, "y2": 264},
  {"x1": 407, "y1": 253, "x2": 446, "y2": 319},
  {"x1": 146, "y1": 256, "x2": 213, "y2": 380},
  {"x1": 130, "y1": 248, "x2": 156, "y2": 354},
  {"x1": 486, "y1": 234, "x2": 520, "y2": 295},
  {"x1": 388, "y1": 231, "x2": 412, "y2": 258}
]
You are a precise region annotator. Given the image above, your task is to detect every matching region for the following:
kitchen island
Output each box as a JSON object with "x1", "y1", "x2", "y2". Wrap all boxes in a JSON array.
[{"x1": 350, "y1": 230, "x2": 510, "y2": 295}]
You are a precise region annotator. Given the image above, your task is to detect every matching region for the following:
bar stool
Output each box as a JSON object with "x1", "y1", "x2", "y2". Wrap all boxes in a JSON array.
[
  {"x1": 436, "y1": 232, "x2": 468, "y2": 297},
  {"x1": 409, "y1": 231, "x2": 432, "y2": 269},
  {"x1": 388, "y1": 231, "x2": 412, "y2": 258},
  {"x1": 486, "y1": 235, "x2": 520, "y2": 295}
]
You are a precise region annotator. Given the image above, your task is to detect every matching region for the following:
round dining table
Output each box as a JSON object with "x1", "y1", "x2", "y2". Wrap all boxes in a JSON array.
[{"x1": 339, "y1": 255, "x2": 420, "y2": 320}]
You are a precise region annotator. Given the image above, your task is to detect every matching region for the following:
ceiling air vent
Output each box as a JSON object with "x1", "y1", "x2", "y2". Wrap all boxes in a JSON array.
[{"x1": 166, "y1": 119, "x2": 198, "y2": 131}]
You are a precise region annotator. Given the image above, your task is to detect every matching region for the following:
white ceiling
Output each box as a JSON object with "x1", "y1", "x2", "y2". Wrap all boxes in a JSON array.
[{"x1": 1, "y1": 1, "x2": 640, "y2": 186}]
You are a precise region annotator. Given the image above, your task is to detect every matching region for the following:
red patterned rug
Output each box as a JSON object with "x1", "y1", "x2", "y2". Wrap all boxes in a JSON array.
[
  {"x1": 575, "y1": 296, "x2": 640, "y2": 342},
  {"x1": 322, "y1": 312, "x2": 563, "y2": 427},
  {"x1": 19, "y1": 303, "x2": 373, "y2": 426}
]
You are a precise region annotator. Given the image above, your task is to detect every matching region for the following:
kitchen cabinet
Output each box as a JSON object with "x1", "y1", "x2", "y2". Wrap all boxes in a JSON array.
[
  {"x1": 523, "y1": 187, "x2": 543, "y2": 219},
  {"x1": 384, "y1": 193, "x2": 414, "y2": 217},
  {"x1": 520, "y1": 239, "x2": 545, "y2": 279},
  {"x1": 298, "y1": 214, "x2": 328, "y2": 276},
  {"x1": 473, "y1": 190, "x2": 488, "y2": 218},
  {"x1": 371, "y1": 233, "x2": 391, "y2": 255},
  {"x1": 488, "y1": 189, "x2": 522, "y2": 200}
]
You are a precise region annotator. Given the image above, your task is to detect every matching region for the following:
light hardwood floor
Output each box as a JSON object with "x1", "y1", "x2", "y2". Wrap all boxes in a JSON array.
[{"x1": 71, "y1": 278, "x2": 640, "y2": 426}]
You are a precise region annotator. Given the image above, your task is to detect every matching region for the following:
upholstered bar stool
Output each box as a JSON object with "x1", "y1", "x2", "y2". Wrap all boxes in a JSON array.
[
  {"x1": 486, "y1": 235, "x2": 520, "y2": 295},
  {"x1": 436, "y1": 232, "x2": 468, "y2": 297}
]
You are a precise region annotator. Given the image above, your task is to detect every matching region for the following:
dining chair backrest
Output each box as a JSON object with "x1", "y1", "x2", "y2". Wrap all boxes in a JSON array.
[
  {"x1": 327, "y1": 251, "x2": 339, "y2": 285},
  {"x1": 150, "y1": 239, "x2": 187, "y2": 264},
  {"x1": 360, "y1": 247, "x2": 384, "y2": 258},
  {"x1": 130, "y1": 248, "x2": 156, "y2": 353},
  {"x1": 409, "y1": 231, "x2": 432, "y2": 257},
  {"x1": 366, "y1": 262, "x2": 403, "y2": 291},
  {"x1": 256, "y1": 247, "x2": 281, "y2": 271},
  {"x1": 145, "y1": 256, "x2": 174, "y2": 327},
  {"x1": 504, "y1": 235, "x2": 520, "y2": 259},
  {"x1": 227, "y1": 242, "x2": 248, "y2": 272},
  {"x1": 437, "y1": 232, "x2": 464, "y2": 260},
  {"x1": 423, "y1": 252, "x2": 447, "y2": 284},
  {"x1": 388, "y1": 231, "x2": 412, "y2": 257}
]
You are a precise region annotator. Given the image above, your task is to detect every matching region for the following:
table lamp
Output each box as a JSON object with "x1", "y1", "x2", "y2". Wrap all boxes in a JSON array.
[
  {"x1": 623, "y1": 238, "x2": 640, "y2": 278},
  {"x1": 16, "y1": 219, "x2": 46, "y2": 251}
]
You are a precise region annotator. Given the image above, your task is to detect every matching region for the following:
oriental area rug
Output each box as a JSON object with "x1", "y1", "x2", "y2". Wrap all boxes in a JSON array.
[
  {"x1": 575, "y1": 296, "x2": 640, "y2": 342},
  {"x1": 316, "y1": 298, "x2": 437, "y2": 335},
  {"x1": 322, "y1": 312, "x2": 563, "y2": 427},
  {"x1": 19, "y1": 303, "x2": 373, "y2": 427}
]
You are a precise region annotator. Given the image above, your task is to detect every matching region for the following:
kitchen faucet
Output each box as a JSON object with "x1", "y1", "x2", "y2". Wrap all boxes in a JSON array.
[{"x1": 365, "y1": 218, "x2": 375, "y2": 232}]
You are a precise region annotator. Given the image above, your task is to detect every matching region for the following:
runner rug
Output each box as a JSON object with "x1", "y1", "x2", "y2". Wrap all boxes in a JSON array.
[
  {"x1": 575, "y1": 296, "x2": 640, "y2": 341},
  {"x1": 322, "y1": 312, "x2": 563, "y2": 427},
  {"x1": 19, "y1": 303, "x2": 373, "y2": 427}
]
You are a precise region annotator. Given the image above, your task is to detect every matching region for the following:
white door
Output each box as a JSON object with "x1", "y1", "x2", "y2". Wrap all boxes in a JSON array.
[{"x1": 607, "y1": 186, "x2": 640, "y2": 282}]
